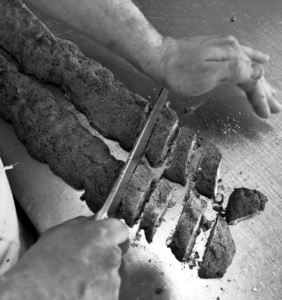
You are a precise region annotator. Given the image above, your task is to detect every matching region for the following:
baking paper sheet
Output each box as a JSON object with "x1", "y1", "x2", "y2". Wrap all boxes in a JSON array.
[{"x1": 0, "y1": 158, "x2": 21, "y2": 275}]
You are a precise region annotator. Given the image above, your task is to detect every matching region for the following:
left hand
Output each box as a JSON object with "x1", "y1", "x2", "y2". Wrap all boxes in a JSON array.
[{"x1": 158, "y1": 35, "x2": 281, "y2": 118}]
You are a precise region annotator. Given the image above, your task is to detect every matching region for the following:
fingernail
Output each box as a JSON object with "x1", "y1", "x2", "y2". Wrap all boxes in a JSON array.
[{"x1": 251, "y1": 63, "x2": 263, "y2": 80}]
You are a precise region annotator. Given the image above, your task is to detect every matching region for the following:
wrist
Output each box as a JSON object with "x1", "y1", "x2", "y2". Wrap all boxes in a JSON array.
[{"x1": 140, "y1": 35, "x2": 178, "y2": 88}]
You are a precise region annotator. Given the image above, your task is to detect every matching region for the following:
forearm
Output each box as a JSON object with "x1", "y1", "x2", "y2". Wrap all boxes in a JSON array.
[{"x1": 23, "y1": 0, "x2": 165, "y2": 83}]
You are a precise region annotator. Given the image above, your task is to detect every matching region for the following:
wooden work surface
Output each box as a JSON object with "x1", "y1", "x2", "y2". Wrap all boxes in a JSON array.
[{"x1": 0, "y1": 0, "x2": 282, "y2": 299}]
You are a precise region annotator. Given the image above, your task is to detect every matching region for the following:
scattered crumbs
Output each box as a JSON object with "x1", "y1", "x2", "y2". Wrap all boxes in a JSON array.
[
  {"x1": 155, "y1": 288, "x2": 164, "y2": 295},
  {"x1": 252, "y1": 287, "x2": 258, "y2": 292},
  {"x1": 131, "y1": 242, "x2": 139, "y2": 248},
  {"x1": 220, "y1": 287, "x2": 225, "y2": 291}
]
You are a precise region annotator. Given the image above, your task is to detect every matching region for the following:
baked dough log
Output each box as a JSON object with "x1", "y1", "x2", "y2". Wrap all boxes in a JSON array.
[
  {"x1": 0, "y1": 54, "x2": 123, "y2": 212},
  {"x1": 225, "y1": 188, "x2": 268, "y2": 225},
  {"x1": 139, "y1": 178, "x2": 172, "y2": 243},
  {"x1": 0, "y1": 0, "x2": 149, "y2": 151},
  {"x1": 120, "y1": 160, "x2": 156, "y2": 227},
  {"x1": 146, "y1": 106, "x2": 179, "y2": 167},
  {"x1": 194, "y1": 142, "x2": 222, "y2": 199},
  {"x1": 198, "y1": 215, "x2": 236, "y2": 279},
  {"x1": 168, "y1": 189, "x2": 207, "y2": 262},
  {"x1": 163, "y1": 127, "x2": 196, "y2": 186}
]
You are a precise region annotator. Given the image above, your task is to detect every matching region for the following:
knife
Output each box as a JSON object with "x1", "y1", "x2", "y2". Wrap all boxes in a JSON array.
[{"x1": 94, "y1": 88, "x2": 169, "y2": 220}]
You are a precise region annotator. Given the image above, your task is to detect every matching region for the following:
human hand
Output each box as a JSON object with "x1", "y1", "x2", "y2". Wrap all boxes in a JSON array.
[
  {"x1": 0, "y1": 217, "x2": 128, "y2": 300},
  {"x1": 158, "y1": 35, "x2": 281, "y2": 118}
]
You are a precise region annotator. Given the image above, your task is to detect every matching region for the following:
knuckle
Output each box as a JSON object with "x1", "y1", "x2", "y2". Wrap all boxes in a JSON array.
[
  {"x1": 229, "y1": 58, "x2": 249, "y2": 82},
  {"x1": 225, "y1": 35, "x2": 238, "y2": 43}
]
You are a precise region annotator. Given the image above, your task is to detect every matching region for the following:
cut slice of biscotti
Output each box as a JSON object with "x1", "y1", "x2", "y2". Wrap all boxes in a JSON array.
[
  {"x1": 225, "y1": 188, "x2": 268, "y2": 225},
  {"x1": 198, "y1": 215, "x2": 236, "y2": 279},
  {"x1": 163, "y1": 127, "x2": 196, "y2": 186},
  {"x1": 146, "y1": 106, "x2": 179, "y2": 168},
  {"x1": 168, "y1": 189, "x2": 207, "y2": 261},
  {"x1": 139, "y1": 178, "x2": 173, "y2": 243},
  {"x1": 120, "y1": 160, "x2": 156, "y2": 227},
  {"x1": 194, "y1": 142, "x2": 222, "y2": 199}
]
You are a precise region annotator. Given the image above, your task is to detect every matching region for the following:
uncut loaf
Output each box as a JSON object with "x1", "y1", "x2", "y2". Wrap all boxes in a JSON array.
[
  {"x1": 0, "y1": 0, "x2": 149, "y2": 151},
  {"x1": 0, "y1": 53, "x2": 123, "y2": 211}
]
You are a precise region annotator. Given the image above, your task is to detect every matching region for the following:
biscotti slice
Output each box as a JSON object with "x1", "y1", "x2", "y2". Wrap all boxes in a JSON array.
[
  {"x1": 146, "y1": 106, "x2": 179, "y2": 168},
  {"x1": 120, "y1": 160, "x2": 156, "y2": 227},
  {"x1": 0, "y1": 0, "x2": 149, "y2": 151},
  {"x1": 186, "y1": 137, "x2": 208, "y2": 184},
  {"x1": 225, "y1": 188, "x2": 268, "y2": 225},
  {"x1": 0, "y1": 54, "x2": 123, "y2": 212},
  {"x1": 194, "y1": 142, "x2": 222, "y2": 199},
  {"x1": 163, "y1": 127, "x2": 196, "y2": 186},
  {"x1": 198, "y1": 215, "x2": 236, "y2": 279},
  {"x1": 139, "y1": 178, "x2": 173, "y2": 243},
  {"x1": 168, "y1": 189, "x2": 207, "y2": 261}
]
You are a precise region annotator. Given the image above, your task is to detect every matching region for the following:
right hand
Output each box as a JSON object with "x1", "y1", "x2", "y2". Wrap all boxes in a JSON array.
[
  {"x1": 157, "y1": 35, "x2": 281, "y2": 118},
  {"x1": 0, "y1": 217, "x2": 129, "y2": 300}
]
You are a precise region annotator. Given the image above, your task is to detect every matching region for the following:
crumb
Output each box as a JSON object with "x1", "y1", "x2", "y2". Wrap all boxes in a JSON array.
[
  {"x1": 131, "y1": 242, "x2": 139, "y2": 248},
  {"x1": 134, "y1": 231, "x2": 142, "y2": 241},
  {"x1": 183, "y1": 107, "x2": 192, "y2": 114},
  {"x1": 252, "y1": 287, "x2": 258, "y2": 292},
  {"x1": 167, "y1": 200, "x2": 176, "y2": 208},
  {"x1": 231, "y1": 16, "x2": 236, "y2": 22}
]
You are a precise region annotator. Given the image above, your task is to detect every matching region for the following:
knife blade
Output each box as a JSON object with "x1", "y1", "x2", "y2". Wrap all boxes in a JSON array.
[{"x1": 94, "y1": 88, "x2": 169, "y2": 220}]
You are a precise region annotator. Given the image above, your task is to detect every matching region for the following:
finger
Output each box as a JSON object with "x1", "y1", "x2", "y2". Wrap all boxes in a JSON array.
[
  {"x1": 246, "y1": 82, "x2": 271, "y2": 118},
  {"x1": 96, "y1": 219, "x2": 129, "y2": 245},
  {"x1": 267, "y1": 92, "x2": 282, "y2": 114},
  {"x1": 242, "y1": 45, "x2": 270, "y2": 64},
  {"x1": 214, "y1": 59, "x2": 263, "y2": 86},
  {"x1": 263, "y1": 80, "x2": 282, "y2": 114}
]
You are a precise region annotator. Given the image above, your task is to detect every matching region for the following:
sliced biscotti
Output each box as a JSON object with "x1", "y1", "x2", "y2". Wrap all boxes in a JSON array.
[
  {"x1": 120, "y1": 160, "x2": 156, "y2": 227},
  {"x1": 168, "y1": 189, "x2": 208, "y2": 262},
  {"x1": 194, "y1": 142, "x2": 222, "y2": 199},
  {"x1": 163, "y1": 127, "x2": 196, "y2": 186},
  {"x1": 139, "y1": 178, "x2": 173, "y2": 243},
  {"x1": 0, "y1": 54, "x2": 123, "y2": 211},
  {"x1": 225, "y1": 188, "x2": 268, "y2": 225},
  {"x1": 0, "y1": 0, "x2": 149, "y2": 151},
  {"x1": 198, "y1": 215, "x2": 236, "y2": 279},
  {"x1": 146, "y1": 106, "x2": 179, "y2": 167}
]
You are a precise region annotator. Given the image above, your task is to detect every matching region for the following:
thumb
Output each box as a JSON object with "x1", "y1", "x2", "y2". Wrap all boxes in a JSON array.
[{"x1": 96, "y1": 219, "x2": 129, "y2": 245}]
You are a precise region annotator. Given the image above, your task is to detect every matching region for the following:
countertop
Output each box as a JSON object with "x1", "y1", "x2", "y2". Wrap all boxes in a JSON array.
[{"x1": 1, "y1": 0, "x2": 282, "y2": 299}]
